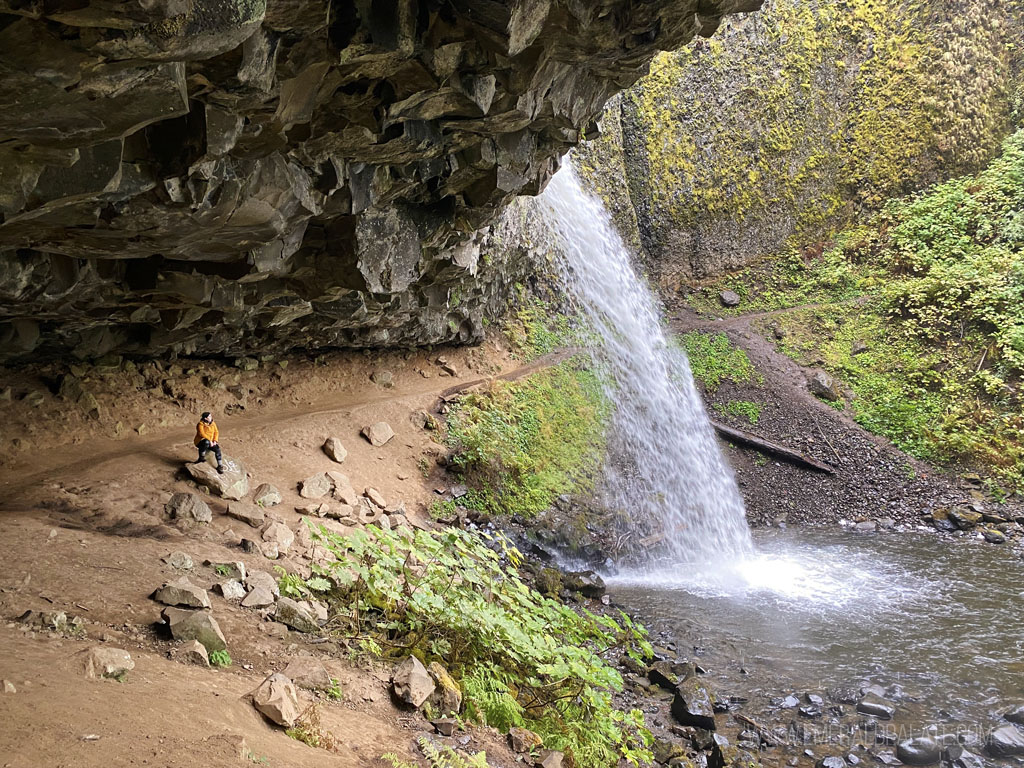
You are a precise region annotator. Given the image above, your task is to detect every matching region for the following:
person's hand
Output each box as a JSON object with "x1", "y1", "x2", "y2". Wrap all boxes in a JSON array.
[{"x1": 211, "y1": 441, "x2": 218, "y2": 446}]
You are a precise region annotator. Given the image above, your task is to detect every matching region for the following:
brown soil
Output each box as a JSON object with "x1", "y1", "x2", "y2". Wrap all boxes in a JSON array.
[{"x1": 0, "y1": 339, "x2": 529, "y2": 768}]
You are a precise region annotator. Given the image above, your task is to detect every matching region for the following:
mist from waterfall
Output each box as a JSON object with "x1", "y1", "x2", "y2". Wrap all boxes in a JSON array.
[{"x1": 539, "y1": 163, "x2": 753, "y2": 564}]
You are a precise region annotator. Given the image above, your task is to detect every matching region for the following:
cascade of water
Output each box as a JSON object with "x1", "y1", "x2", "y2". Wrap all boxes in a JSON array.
[{"x1": 539, "y1": 163, "x2": 753, "y2": 564}]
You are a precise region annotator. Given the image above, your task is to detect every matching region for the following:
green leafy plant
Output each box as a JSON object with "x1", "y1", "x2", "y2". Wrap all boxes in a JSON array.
[
  {"x1": 680, "y1": 332, "x2": 763, "y2": 391},
  {"x1": 326, "y1": 678, "x2": 343, "y2": 700},
  {"x1": 209, "y1": 649, "x2": 232, "y2": 668},
  {"x1": 308, "y1": 524, "x2": 653, "y2": 766},
  {"x1": 274, "y1": 564, "x2": 330, "y2": 600},
  {"x1": 214, "y1": 564, "x2": 232, "y2": 577},
  {"x1": 285, "y1": 703, "x2": 337, "y2": 751},
  {"x1": 713, "y1": 400, "x2": 762, "y2": 424},
  {"x1": 418, "y1": 738, "x2": 490, "y2": 768}
]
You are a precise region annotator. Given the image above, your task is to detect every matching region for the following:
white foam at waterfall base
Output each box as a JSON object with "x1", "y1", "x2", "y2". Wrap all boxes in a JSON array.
[{"x1": 539, "y1": 163, "x2": 754, "y2": 565}]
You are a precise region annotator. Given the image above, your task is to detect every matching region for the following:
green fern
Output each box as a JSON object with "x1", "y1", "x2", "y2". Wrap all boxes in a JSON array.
[{"x1": 419, "y1": 737, "x2": 490, "y2": 768}]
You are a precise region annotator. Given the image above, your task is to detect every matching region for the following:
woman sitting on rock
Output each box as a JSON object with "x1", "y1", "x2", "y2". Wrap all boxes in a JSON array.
[{"x1": 193, "y1": 411, "x2": 225, "y2": 474}]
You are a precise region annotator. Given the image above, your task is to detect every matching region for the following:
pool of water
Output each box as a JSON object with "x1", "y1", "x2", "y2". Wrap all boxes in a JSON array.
[{"x1": 609, "y1": 528, "x2": 1024, "y2": 733}]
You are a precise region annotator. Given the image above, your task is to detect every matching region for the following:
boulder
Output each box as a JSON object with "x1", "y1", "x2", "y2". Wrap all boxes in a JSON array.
[
  {"x1": 215, "y1": 580, "x2": 246, "y2": 601},
  {"x1": 671, "y1": 678, "x2": 717, "y2": 731},
  {"x1": 274, "y1": 597, "x2": 319, "y2": 633},
  {"x1": 186, "y1": 459, "x2": 249, "y2": 501},
  {"x1": 2, "y1": 680, "x2": 15, "y2": 694},
  {"x1": 807, "y1": 371, "x2": 842, "y2": 402},
  {"x1": 364, "y1": 487, "x2": 387, "y2": 508},
  {"x1": 371, "y1": 370, "x2": 394, "y2": 388},
  {"x1": 361, "y1": 422, "x2": 395, "y2": 446},
  {"x1": 1005, "y1": 704, "x2": 1024, "y2": 725},
  {"x1": 897, "y1": 738, "x2": 941, "y2": 765},
  {"x1": 537, "y1": 750, "x2": 564, "y2": 768},
  {"x1": 246, "y1": 570, "x2": 280, "y2": 597},
  {"x1": 161, "y1": 607, "x2": 227, "y2": 652},
  {"x1": 163, "y1": 551, "x2": 195, "y2": 570},
  {"x1": 252, "y1": 483, "x2": 282, "y2": 507},
  {"x1": 299, "y1": 473, "x2": 332, "y2": 499},
  {"x1": 987, "y1": 725, "x2": 1024, "y2": 757},
  {"x1": 164, "y1": 493, "x2": 212, "y2": 523},
  {"x1": 392, "y1": 656, "x2": 435, "y2": 708},
  {"x1": 282, "y1": 657, "x2": 333, "y2": 691},
  {"x1": 297, "y1": 502, "x2": 331, "y2": 517},
  {"x1": 152, "y1": 576, "x2": 211, "y2": 609},
  {"x1": 427, "y1": 661, "x2": 463, "y2": 716},
  {"x1": 982, "y1": 528, "x2": 1006, "y2": 544},
  {"x1": 81, "y1": 646, "x2": 134, "y2": 680},
  {"x1": 948, "y1": 507, "x2": 982, "y2": 530},
  {"x1": 252, "y1": 673, "x2": 301, "y2": 728},
  {"x1": 262, "y1": 522, "x2": 295, "y2": 554},
  {"x1": 334, "y1": 485, "x2": 360, "y2": 506},
  {"x1": 719, "y1": 290, "x2": 741, "y2": 307},
  {"x1": 241, "y1": 586, "x2": 276, "y2": 608},
  {"x1": 322, "y1": 437, "x2": 348, "y2": 463},
  {"x1": 509, "y1": 726, "x2": 543, "y2": 753},
  {"x1": 226, "y1": 503, "x2": 265, "y2": 528},
  {"x1": 206, "y1": 560, "x2": 246, "y2": 581},
  {"x1": 181, "y1": 640, "x2": 210, "y2": 667},
  {"x1": 856, "y1": 693, "x2": 896, "y2": 719},
  {"x1": 563, "y1": 570, "x2": 606, "y2": 598}
]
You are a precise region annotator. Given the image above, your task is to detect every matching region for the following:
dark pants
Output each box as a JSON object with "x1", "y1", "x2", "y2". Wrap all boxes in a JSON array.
[{"x1": 196, "y1": 439, "x2": 222, "y2": 466}]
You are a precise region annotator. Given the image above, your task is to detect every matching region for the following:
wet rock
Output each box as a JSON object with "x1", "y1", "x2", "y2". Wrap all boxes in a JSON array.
[
  {"x1": 672, "y1": 678, "x2": 717, "y2": 731},
  {"x1": 799, "y1": 705, "x2": 823, "y2": 718},
  {"x1": 165, "y1": 493, "x2": 212, "y2": 524},
  {"x1": 649, "y1": 660, "x2": 695, "y2": 691},
  {"x1": 226, "y1": 503, "x2": 265, "y2": 528},
  {"x1": 161, "y1": 607, "x2": 227, "y2": 652},
  {"x1": 816, "y1": 758, "x2": 847, "y2": 768},
  {"x1": 81, "y1": 646, "x2": 134, "y2": 680},
  {"x1": 1005, "y1": 705, "x2": 1024, "y2": 725},
  {"x1": 392, "y1": 656, "x2": 435, "y2": 708},
  {"x1": 653, "y1": 738, "x2": 688, "y2": 764},
  {"x1": 897, "y1": 737, "x2": 941, "y2": 765},
  {"x1": 509, "y1": 726, "x2": 543, "y2": 753},
  {"x1": 152, "y1": 576, "x2": 211, "y2": 609},
  {"x1": 563, "y1": 570, "x2": 605, "y2": 598},
  {"x1": 853, "y1": 520, "x2": 877, "y2": 533},
  {"x1": 719, "y1": 290, "x2": 741, "y2": 307},
  {"x1": 362, "y1": 422, "x2": 395, "y2": 446},
  {"x1": 241, "y1": 586, "x2": 276, "y2": 608},
  {"x1": 299, "y1": 472, "x2": 332, "y2": 499},
  {"x1": 186, "y1": 459, "x2": 249, "y2": 501},
  {"x1": 986, "y1": 725, "x2": 1024, "y2": 757},
  {"x1": 808, "y1": 371, "x2": 842, "y2": 401},
  {"x1": 215, "y1": 580, "x2": 246, "y2": 601},
  {"x1": 282, "y1": 658, "x2": 333, "y2": 691},
  {"x1": 982, "y1": 528, "x2": 1006, "y2": 544},
  {"x1": 252, "y1": 484, "x2": 282, "y2": 507},
  {"x1": 948, "y1": 507, "x2": 982, "y2": 530},
  {"x1": 274, "y1": 597, "x2": 319, "y2": 634},
  {"x1": 427, "y1": 661, "x2": 463, "y2": 716},
  {"x1": 181, "y1": 640, "x2": 210, "y2": 667},
  {"x1": 856, "y1": 693, "x2": 896, "y2": 719},
  {"x1": 322, "y1": 437, "x2": 348, "y2": 463},
  {"x1": 252, "y1": 673, "x2": 301, "y2": 728},
  {"x1": 948, "y1": 750, "x2": 985, "y2": 768}
]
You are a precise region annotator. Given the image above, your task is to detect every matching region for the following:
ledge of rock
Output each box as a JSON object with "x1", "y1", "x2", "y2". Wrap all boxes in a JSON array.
[{"x1": 0, "y1": 0, "x2": 760, "y2": 363}]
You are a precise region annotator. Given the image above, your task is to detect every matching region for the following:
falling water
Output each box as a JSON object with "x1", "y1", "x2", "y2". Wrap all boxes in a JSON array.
[{"x1": 540, "y1": 163, "x2": 753, "y2": 564}]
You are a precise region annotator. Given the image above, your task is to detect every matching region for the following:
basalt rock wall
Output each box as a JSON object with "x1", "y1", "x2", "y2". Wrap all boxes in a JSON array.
[{"x1": 0, "y1": 0, "x2": 761, "y2": 363}]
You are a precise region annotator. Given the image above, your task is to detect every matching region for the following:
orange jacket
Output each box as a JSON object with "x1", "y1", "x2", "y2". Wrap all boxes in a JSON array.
[{"x1": 195, "y1": 419, "x2": 219, "y2": 446}]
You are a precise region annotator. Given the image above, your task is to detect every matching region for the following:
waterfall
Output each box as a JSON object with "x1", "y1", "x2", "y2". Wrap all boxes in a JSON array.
[{"x1": 539, "y1": 163, "x2": 753, "y2": 564}]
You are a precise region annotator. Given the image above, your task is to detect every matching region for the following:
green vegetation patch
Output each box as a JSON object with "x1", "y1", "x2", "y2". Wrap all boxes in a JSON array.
[
  {"x1": 679, "y1": 332, "x2": 763, "y2": 391},
  {"x1": 713, "y1": 400, "x2": 763, "y2": 425},
  {"x1": 444, "y1": 362, "x2": 611, "y2": 518},
  {"x1": 310, "y1": 525, "x2": 653, "y2": 766}
]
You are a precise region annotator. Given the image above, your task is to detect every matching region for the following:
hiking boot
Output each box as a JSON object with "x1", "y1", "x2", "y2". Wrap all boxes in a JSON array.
[{"x1": 216, "y1": 465, "x2": 225, "y2": 474}]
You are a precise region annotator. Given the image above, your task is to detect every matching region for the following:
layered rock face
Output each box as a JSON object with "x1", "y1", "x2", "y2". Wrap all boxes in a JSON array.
[
  {"x1": 576, "y1": 0, "x2": 1024, "y2": 287},
  {"x1": 0, "y1": 0, "x2": 760, "y2": 363}
]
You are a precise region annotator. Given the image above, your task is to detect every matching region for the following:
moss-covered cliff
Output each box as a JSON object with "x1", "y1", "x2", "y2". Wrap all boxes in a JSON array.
[{"x1": 577, "y1": 0, "x2": 1024, "y2": 287}]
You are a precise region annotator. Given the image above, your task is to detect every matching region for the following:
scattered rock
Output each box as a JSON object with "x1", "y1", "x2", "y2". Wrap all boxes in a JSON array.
[
  {"x1": 816, "y1": 758, "x2": 847, "y2": 768},
  {"x1": 1005, "y1": 705, "x2": 1024, "y2": 725},
  {"x1": 322, "y1": 437, "x2": 348, "y2": 463},
  {"x1": 262, "y1": 522, "x2": 295, "y2": 554},
  {"x1": 299, "y1": 472, "x2": 332, "y2": 499},
  {"x1": 274, "y1": 597, "x2": 319, "y2": 633},
  {"x1": 392, "y1": 656, "x2": 435, "y2": 708},
  {"x1": 563, "y1": 570, "x2": 605, "y2": 597},
  {"x1": 162, "y1": 551, "x2": 194, "y2": 570},
  {"x1": 186, "y1": 459, "x2": 249, "y2": 500},
  {"x1": 807, "y1": 370, "x2": 842, "y2": 402},
  {"x1": 241, "y1": 586, "x2": 276, "y2": 608},
  {"x1": 152, "y1": 576, "x2": 211, "y2": 609},
  {"x1": 898, "y1": 738, "x2": 941, "y2": 765},
  {"x1": 671, "y1": 678, "x2": 717, "y2": 731},
  {"x1": 948, "y1": 507, "x2": 982, "y2": 530},
  {"x1": 357, "y1": 501, "x2": 384, "y2": 525},
  {"x1": 427, "y1": 661, "x2": 463, "y2": 716},
  {"x1": 226, "y1": 503, "x2": 265, "y2": 528},
  {"x1": 215, "y1": 580, "x2": 246, "y2": 601},
  {"x1": 181, "y1": 640, "x2": 210, "y2": 667},
  {"x1": 509, "y1": 726, "x2": 543, "y2": 753},
  {"x1": 362, "y1": 421, "x2": 395, "y2": 446},
  {"x1": 649, "y1": 660, "x2": 695, "y2": 690},
  {"x1": 252, "y1": 673, "x2": 301, "y2": 728},
  {"x1": 161, "y1": 607, "x2": 227, "y2": 652},
  {"x1": 164, "y1": 493, "x2": 212, "y2": 523},
  {"x1": 982, "y1": 528, "x2": 1006, "y2": 544},
  {"x1": 364, "y1": 487, "x2": 387, "y2": 508},
  {"x1": 81, "y1": 646, "x2": 134, "y2": 680},
  {"x1": 433, "y1": 718, "x2": 457, "y2": 737},
  {"x1": 297, "y1": 502, "x2": 331, "y2": 517},
  {"x1": 719, "y1": 290, "x2": 741, "y2": 307},
  {"x1": 2, "y1": 679, "x2": 15, "y2": 694},
  {"x1": 246, "y1": 571, "x2": 280, "y2": 597},
  {"x1": 206, "y1": 560, "x2": 246, "y2": 581},
  {"x1": 986, "y1": 725, "x2": 1024, "y2": 757},
  {"x1": 282, "y1": 657, "x2": 333, "y2": 691},
  {"x1": 854, "y1": 520, "x2": 877, "y2": 533},
  {"x1": 252, "y1": 483, "x2": 282, "y2": 507},
  {"x1": 371, "y1": 370, "x2": 394, "y2": 388},
  {"x1": 856, "y1": 693, "x2": 896, "y2": 720}
]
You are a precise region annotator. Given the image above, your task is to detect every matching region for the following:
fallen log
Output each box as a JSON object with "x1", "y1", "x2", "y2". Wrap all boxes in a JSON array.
[{"x1": 710, "y1": 420, "x2": 836, "y2": 474}]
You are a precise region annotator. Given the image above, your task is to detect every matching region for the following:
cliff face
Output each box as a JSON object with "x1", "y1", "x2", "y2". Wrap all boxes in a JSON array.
[
  {"x1": 576, "y1": 0, "x2": 1024, "y2": 288},
  {"x1": 0, "y1": 0, "x2": 761, "y2": 363}
]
